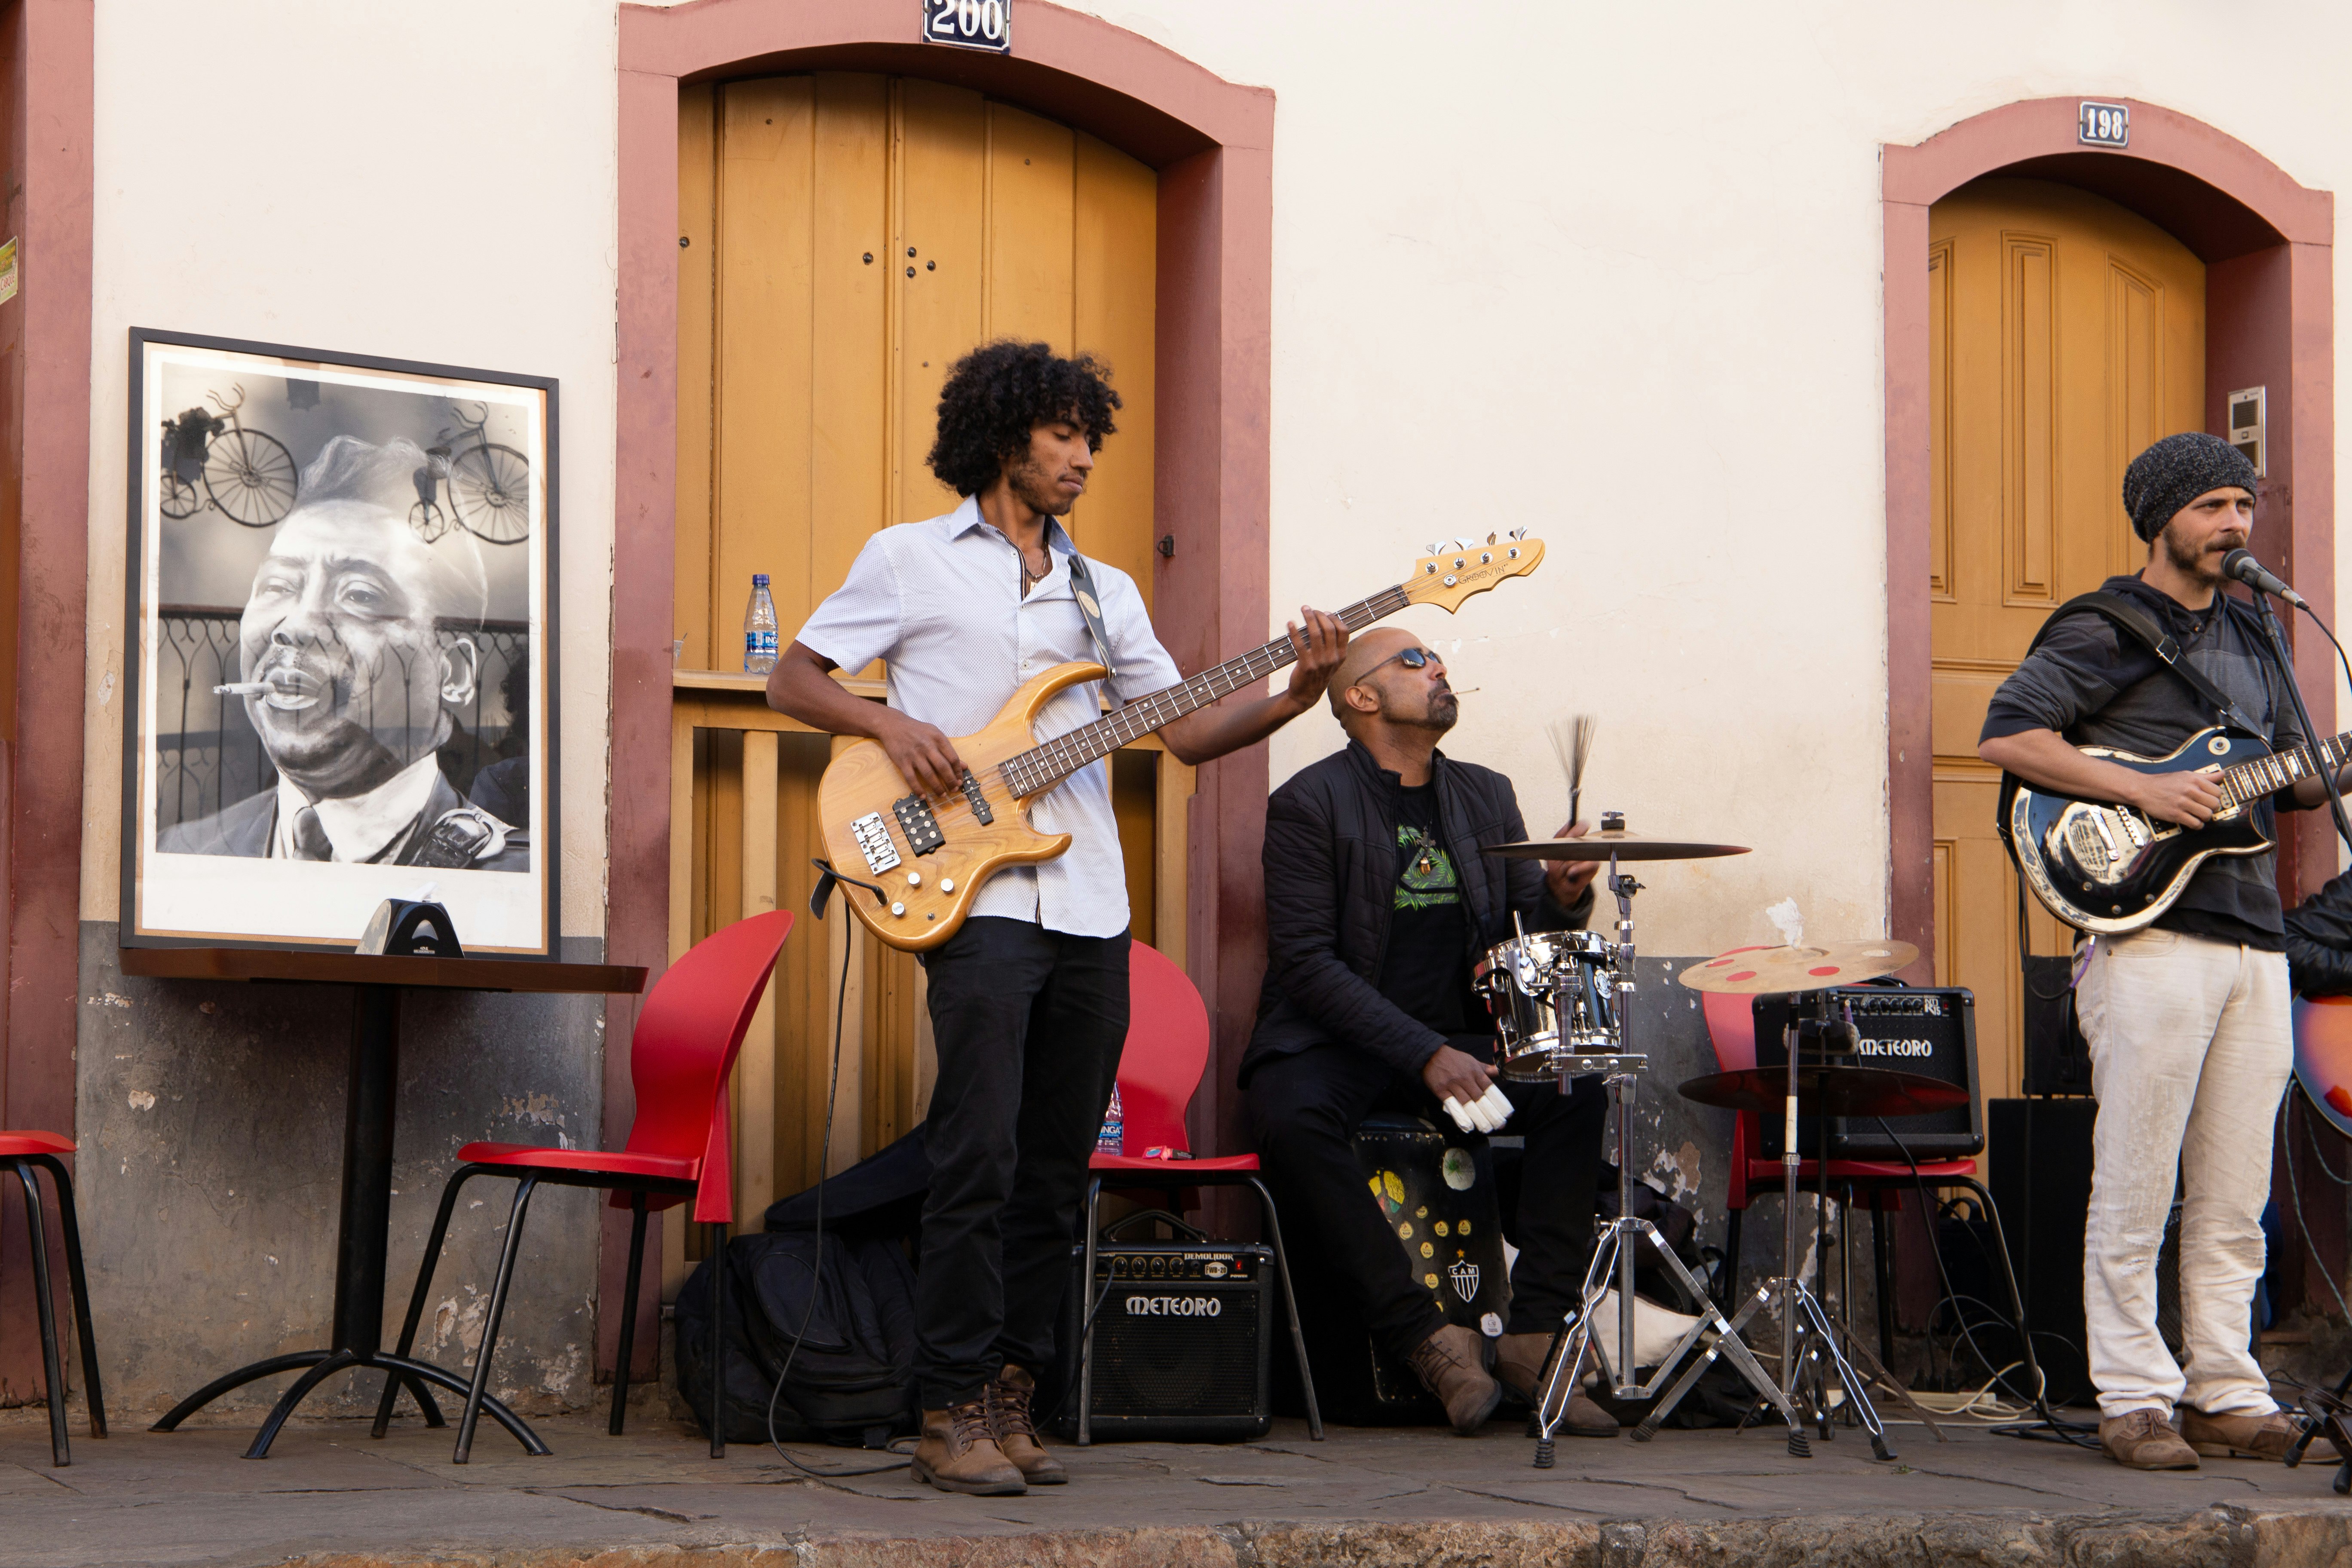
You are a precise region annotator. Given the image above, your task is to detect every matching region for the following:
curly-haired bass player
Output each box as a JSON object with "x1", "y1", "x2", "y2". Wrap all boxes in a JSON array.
[{"x1": 767, "y1": 341, "x2": 1348, "y2": 1496}]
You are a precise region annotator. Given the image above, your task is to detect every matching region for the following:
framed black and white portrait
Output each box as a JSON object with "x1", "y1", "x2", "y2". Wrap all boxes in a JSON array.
[{"x1": 122, "y1": 329, "x2": 560, "y2": 956}]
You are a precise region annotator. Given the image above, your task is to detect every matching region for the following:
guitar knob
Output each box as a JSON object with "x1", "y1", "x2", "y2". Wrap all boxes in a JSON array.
[
  {"x1": 890, "y1": 902, "x2": 906, "y2": 917},
  {"x1": 940, "y1": 878, "x2": 955, "y2": 892},
  {"x1": 906, "y1": 872, "x2": 922, "y2": 886}
]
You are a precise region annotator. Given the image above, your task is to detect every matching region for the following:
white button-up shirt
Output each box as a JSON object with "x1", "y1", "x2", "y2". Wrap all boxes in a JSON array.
[{"x1": 793, "y1": 495, "x2": 1182, "y2": 937}]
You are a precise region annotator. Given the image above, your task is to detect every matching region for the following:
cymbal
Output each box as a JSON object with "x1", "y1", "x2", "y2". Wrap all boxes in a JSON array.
[
  {"x1": 1678, "y1": 1065, "x2": 1969, "y2": 1119},
  {"x1": 1675, "y1": 940, "x2": 1920, "y2": 994},
  {"x1": 1485, "y1": 831, "x2": 1752, "y2": 863}
]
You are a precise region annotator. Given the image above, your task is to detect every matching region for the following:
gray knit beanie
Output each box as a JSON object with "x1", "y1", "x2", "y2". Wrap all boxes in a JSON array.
[{"x1": 2122, "y1": 432, "x2": 2258, "y2": 542}]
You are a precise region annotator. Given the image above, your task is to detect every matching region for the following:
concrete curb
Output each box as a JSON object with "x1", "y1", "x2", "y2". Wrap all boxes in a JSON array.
[{"x1": 272, "y1": 1505, "x2": 2352, "y2": 1568}]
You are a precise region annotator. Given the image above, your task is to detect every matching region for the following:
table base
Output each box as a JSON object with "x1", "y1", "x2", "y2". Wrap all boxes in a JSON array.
[{"x1": 150, "y1": 1349, "x2": 549, "y2": 1461}]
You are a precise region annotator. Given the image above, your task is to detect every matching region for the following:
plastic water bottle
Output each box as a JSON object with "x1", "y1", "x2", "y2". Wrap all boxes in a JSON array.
[
  {"x1": 743, "y1": 573, "x2": 778, "y2": 674},
  {"x1": 1096, "y1": 1086, "x2": 1124, "y2": 1155}
]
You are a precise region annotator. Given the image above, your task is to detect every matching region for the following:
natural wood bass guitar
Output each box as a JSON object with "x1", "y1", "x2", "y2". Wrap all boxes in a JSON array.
[
  {"x1": 2000, "y1": 723, "x2": 2352, "y2": 934},
  {"x1": 817, "y1": 533, "x2": 1546, "y2": 950}
]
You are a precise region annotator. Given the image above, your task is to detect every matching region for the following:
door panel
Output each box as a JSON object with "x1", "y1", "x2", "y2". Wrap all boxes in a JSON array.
[
  {"x1": 1928, "y1": 178, "x2": 2205, "y2": 1106},
  {"x1": 671, "y1": 77, "x2": 1169, "y2": 1267}
]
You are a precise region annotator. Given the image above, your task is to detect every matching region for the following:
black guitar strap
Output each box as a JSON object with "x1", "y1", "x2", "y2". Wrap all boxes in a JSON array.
[
  {"x1": 2025, "y1": 590, "x2": 2267, "y2": 738},
  {"x1": 1994, "y1": 590, "x2": 2264, "y2": 855},
  {"x1": 1062, "y1": 547, "x2": 1120, "y2": 680}
]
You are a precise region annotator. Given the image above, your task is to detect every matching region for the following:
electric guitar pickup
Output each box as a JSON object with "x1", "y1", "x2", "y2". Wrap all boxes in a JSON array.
[
  {"x1": 2000, "y1": 723, "x2": 2352, "y2": 934},
  {"x1": 817, "y1": 533, "x2": 1546, "y2": 951}
]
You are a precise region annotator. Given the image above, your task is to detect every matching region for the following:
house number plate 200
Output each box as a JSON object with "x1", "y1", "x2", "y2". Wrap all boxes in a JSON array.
[{"x1": 922, "y1": 0, "x2": 1011, "y2": 54}]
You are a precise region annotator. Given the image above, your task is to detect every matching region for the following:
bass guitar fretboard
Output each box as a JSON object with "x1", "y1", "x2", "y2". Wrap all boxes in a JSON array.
[{"x1": 1000, "y1": 584, "x2": 1416, "y2": 798}]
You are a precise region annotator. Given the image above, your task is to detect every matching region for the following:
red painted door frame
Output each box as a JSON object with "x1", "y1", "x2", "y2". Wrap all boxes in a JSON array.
[
  {"x1": 0, "y1": 0, "x2": 93, "y2": 1406},
  {"x1": 1882, "y1": 97, "x2": 2336, "y2": 1307},
  {"x1": 610, "y1": 0, "x2": 1274, "y2": 1373}
]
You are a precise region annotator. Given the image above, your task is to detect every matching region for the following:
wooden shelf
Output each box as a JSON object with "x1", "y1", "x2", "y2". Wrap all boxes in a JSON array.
[
  {"x1": 672, "y1": 668, "x2": 885, "y2": 699},
  {"x1": 119, "y1": 945, "x2": 644, "y2": 995}
]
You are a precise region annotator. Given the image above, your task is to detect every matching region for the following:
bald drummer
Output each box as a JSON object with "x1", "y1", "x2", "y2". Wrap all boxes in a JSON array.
[{"x1": 1240, "y1": 628, "x2": 1617, "y2": 1437}]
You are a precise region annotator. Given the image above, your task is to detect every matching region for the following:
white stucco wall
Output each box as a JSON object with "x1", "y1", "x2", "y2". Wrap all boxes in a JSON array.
[
  {"x1": 80, "y1": 0, "x2": 620, "y2": 941},
  {"x1": 1076, "y1": 0, "x2": 2352, "y2": 956},
  {"x1": 78, "y1": 0, "x2": 2352, "y2": 962}
]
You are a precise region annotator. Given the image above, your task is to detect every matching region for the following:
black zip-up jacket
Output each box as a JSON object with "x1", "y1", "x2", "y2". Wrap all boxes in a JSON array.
[
  {"x1": 1240, "y1": 739, "x2": 1592, "y2": 1087},
  {"x1": 2287, "y1": 869, "x2": 2352, "y2": 997}
]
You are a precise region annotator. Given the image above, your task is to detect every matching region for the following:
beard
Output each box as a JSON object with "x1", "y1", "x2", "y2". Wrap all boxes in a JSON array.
[
  {"x1": 2159, "y1": 521, "x2": 2243, "y2": 583},
  {"x1": 1004, "y1": 448, "x2": 1073, "y2": 517},
  {"x1": 1390, "y1": 689, "x2": 1459, "y2": 735}
]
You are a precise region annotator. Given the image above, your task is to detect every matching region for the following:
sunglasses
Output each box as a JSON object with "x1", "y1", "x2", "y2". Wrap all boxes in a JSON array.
[{"x1": 1363, "y1": 646, "x2": 1437, "y2": 677}]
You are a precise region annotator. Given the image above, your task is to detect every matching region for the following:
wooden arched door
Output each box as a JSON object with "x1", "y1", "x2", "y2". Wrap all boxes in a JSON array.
[
  {"x1": 1928, "y1": 178, "x2": 2205, "y2": 1102},
  {"x1": 669, "y1": 75, "x2": 1186, "y2": 1263}
]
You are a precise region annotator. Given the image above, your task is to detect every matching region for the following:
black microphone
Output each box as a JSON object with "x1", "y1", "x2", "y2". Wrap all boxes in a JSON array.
[{"x1": 2221, "y1": 548, "x2": 2309, "y2": 610}]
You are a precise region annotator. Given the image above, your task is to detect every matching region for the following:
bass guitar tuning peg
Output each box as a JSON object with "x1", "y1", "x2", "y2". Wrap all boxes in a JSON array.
[
  {"x1": 1509, "y1": 527, "x2": 1527, "y2": 541},
  {"x1": 1424, "y1": 542, "x2": 1443, "y2": 555},
  {"x1": 1486, "y1": 532, "x2": 1498, "y2": 545}
]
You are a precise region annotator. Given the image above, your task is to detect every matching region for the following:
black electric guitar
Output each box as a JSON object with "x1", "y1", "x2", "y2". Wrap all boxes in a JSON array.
[{"x1": 2001, "y1": 724, "x2": 2352, "y2": 933}]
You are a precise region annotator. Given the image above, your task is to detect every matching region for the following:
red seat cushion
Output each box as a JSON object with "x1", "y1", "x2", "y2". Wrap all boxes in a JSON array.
[
  {"x1": 0, "y1": 1130, "x2": 73, "y2": 1159},
  {"x1": 1090, "y1": 1152, "x2": 1261, "y2": 1173},
  {"x1": 459, "y1": 1141, "x2": 701, "y2": 1182}
]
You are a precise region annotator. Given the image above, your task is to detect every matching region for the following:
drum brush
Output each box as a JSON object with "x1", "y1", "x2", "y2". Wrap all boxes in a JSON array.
[{"x1": 1550, "y1": 713, "x2": 1596, "y2": 824}]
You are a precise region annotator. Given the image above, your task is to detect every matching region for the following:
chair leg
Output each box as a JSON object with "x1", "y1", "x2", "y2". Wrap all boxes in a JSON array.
[
  {"x1": 1245, "y1": 1176, "x2": 1324, "y2": 1442},
  {"x1": 453, "y1": 1173, "x2": 541, "y2": 1464},
  {"x1": 1719, "y1": 1205, "x2": 1744, "y2": 1316},
  {"x1": 12, "y1": 1161, "x2": 70, "y2": 1466},
  {"x1": 1870, "y1": 1188, "x2": 1897, "y2": 1372},
  {"x1": 29, "y1": 1155, "x2": 104, "y2": 1441},
  {"x1": 708, "y1": 1219, "x2": 728, "y2": 1459},
  {"x1": 373, "y1": 1165, "x2": 483, "y2": 1439},
  {"x1": 610, "y1": 1192, "x2": 649, "y2": 1437},
  {"x1": 1950, "y1": 1176, "x2": 2043, "y2": 1409},
  {"x1": 1078, "y1": 1178, "x2": 1102, "y2": 1446}
]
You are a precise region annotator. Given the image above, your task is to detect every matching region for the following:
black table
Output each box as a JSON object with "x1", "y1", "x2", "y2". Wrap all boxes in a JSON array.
[{"x1": 126, "y1": 946, "x2": 646, "y2": 1459}]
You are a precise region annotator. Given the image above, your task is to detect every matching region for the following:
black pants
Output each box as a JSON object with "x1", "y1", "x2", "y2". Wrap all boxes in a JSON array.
[
  {"x1": 913, "y1": 916, "x2": 1130, "y2": 1409},
  {"x1": 1246, "y1": 1037, "x2": 1606, "y2": 1358}
]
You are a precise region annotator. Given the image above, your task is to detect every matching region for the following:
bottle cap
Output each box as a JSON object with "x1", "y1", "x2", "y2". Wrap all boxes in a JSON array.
[{"x1": 753, "y1": 573, "x2": 770, "y2": 587}]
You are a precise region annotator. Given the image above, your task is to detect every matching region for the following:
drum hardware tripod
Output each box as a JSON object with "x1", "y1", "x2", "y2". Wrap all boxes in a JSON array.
[
  {"x1": 1706, "y1": 992, "x2": 1948, "y2": 1460},
  {"x1": 1531, "y1": 853, "x2": 1801, "y2": 1466}
]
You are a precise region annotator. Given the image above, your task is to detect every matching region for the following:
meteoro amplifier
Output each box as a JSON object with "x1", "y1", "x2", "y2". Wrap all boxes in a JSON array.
[
  {"x1": 1051, "y1": 1237, "x2": 1272, "y2": 1441},
  {"x1": 1755, "y1": 986, "x2": 1982, "y2": 1160}
]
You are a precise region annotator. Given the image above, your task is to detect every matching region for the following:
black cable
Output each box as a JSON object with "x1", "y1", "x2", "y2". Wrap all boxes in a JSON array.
[
  {"x1": 757, "y1": 929, "x2": 914, "y2": 1479},
  {"x1": 1873, "y1": 1115, "x2": 2097, "y2": 1447}
]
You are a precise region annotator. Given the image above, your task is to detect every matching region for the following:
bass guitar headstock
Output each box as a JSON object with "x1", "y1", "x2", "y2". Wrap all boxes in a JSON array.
[{"x1": 1402, "y1": 530, "x2": 1544, "y2": 614}]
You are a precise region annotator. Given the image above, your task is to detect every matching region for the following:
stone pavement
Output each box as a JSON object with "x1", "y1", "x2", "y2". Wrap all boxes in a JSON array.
[{"x1": 8, "y1": 1404, "x2": 2352, "y2": 1567}]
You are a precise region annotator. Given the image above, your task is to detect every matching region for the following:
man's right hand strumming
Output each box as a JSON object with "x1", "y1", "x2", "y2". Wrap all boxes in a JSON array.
[
  {"x1": 877, "y1": 709, "x2": 966, "y2": 797},
  {"x1": 2131, "y1": 768, "x2": 2223, "y2": 829}
]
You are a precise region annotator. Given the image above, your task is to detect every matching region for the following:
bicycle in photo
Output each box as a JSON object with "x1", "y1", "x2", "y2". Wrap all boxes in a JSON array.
[
  {"x1": 408, "y1": 401, "x2": 533, "y2": 546},
  {"x1": 157, "y1": 385, "x2": 300, "y2": 527}
]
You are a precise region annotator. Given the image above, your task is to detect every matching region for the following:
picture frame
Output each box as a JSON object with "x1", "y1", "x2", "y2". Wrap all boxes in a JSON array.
[{"x1": 121, "y1": 328, "x2": 560, "y2": 956}]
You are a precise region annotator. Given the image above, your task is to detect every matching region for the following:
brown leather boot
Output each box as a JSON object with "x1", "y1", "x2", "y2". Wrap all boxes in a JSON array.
[
  {"x1": 2182, "y1": 1406, "x2": 2335, "y2": 1462},
  {"x1": 1407, "y1": 1323, "x2": 1503, "y2": 1435},
  {"x1": 1494, "y1": 1332, "x2": 1617, "y2": 1437},
  {"x1": 985, "y1": 1364, "x2": 1066, "y2": 1485},
  {"x1": 912, "y1": 1398, "x2": 1027, "y2": 1495},
  {"x1": 2098, "y1": 1408, "x2": 2199, "y2": 1471}
]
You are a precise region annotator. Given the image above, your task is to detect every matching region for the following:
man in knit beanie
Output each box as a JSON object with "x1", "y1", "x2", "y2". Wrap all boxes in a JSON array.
[{"x1": 1981, "y1": 432, "x2": 2346, "y2": 1470}]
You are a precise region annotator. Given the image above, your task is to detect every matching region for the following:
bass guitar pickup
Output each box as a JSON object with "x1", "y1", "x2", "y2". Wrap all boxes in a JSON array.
[
  {"x1": 894, "y1": 793, "x2": 946, "y2": 856},
  {"x1": 961, "y1": 769, "x2": 994, "y2": 824}
]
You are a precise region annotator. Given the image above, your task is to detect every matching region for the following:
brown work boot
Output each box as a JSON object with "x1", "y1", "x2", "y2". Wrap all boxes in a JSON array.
[
  {"x1": 2182, "y1": 1406, "x2": 2335, "y2": 1462},
  {"x1": 984, "y1": 1364, "x2": 1066, "y2": 1485},
  {"x1": 2098, "y1": 1408, "x2": 2199, "y2": 1471},
  {"x1": 1494, "y1": 1332, "x2": 1617, "y2": 1437},
  {"x1": 912, "y1": 1398, "x2": 1027, "y2": 1495},
  {"x1": 1407, "y1": 1323, "x2": 1504, "y2": 1435}
]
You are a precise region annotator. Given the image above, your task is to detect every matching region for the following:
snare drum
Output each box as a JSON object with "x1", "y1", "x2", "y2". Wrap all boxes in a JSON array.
[{"x1": 1473, "y1": 931, "x2": 1619, "y2": 1081}]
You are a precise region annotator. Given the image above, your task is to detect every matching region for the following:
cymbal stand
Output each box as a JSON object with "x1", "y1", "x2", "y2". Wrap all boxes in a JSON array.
[
  {"x1": 1711, "y1": 992, "x2": 1917, "y2": 1460},
  {"x1": 1532, "y1": 849, "x2": 1801, "y2": 1466}
]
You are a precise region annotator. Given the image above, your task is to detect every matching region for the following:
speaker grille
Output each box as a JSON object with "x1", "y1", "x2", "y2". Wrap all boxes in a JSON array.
[
  {"x1": 1090, "y1": 1289, "x2": 1263, "y2": 1415},
  {"x1": 1755, "y1": 987, "x2": 1982, "y2": 1159}
]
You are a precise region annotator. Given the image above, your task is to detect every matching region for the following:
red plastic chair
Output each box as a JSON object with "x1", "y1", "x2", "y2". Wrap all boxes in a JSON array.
[
  {"x1": 1, "y1": 1132, "x2": 105, "y2": 1466},
  {"x1": 1700, "y1": 961, "x2": 2025, "y2": 1369},
  {"x1": 373, "y1": 910, "x2": 794, "y2": 1462},
  {"x1": 1076, "y1": 942, "x2": 1323, "y2": 1443}
]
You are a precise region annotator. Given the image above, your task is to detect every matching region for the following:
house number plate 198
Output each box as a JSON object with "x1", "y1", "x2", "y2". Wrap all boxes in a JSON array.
[
  {"x1": 922, "y1": 0, "x2": 1011, "y2": 54},
  {"x1": 2078, "y1": 101, "x2": 2129, "y2": 148}
]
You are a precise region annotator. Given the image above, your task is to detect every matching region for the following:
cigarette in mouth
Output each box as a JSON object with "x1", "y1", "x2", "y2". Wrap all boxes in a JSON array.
[{"x1": 213, "y1": 681, "x2": 273, "y2": 695}]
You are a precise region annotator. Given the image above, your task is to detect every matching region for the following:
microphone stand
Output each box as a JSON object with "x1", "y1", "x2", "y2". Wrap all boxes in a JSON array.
[{"x1": 2250, "y1": 588, "x2": 2352, "y2": 1483}]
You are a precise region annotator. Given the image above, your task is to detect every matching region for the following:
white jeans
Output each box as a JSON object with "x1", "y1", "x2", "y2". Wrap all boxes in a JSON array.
[{"x1": 2076, "y1": 927, "x2": 2290, "y2": 1419}]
